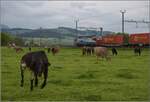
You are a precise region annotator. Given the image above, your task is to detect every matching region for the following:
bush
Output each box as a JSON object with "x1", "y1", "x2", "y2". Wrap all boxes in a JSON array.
[{"x1": 1, "y1": 32, "x2": 12, "y2": 46}]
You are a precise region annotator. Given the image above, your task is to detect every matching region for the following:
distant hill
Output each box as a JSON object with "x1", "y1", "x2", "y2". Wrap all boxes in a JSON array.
[
  {"x1": 1, "y1": 25, "x2": 113, "y2": 38},
  {"x1": 0, "y1": 24, "x2": 10, "y2": 29}
]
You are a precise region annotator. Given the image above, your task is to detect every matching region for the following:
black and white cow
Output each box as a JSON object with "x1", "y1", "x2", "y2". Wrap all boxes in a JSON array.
[{"x1": 20, "y1": 51, "x2": 51, "y2": 91}]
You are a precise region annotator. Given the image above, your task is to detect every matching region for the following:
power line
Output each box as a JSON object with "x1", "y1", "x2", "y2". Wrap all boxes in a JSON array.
[{"x1": 124, "y1": 19, "x2": 150, "y2": 28}]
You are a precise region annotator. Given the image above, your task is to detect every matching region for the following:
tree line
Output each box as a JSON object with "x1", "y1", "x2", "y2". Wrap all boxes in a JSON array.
[{"x1": 1, "y1": 32, "x2": 24, "y2": 46}]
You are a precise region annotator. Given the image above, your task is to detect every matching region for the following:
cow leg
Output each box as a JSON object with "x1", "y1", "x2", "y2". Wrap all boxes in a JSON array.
[
  {"x1": 30, "y1": 71, "x2": 34, "y2": 91},
  {"x1": 20, "y1": 65, "x2": 24, "y2": 87},
  {"x1": 106, "y1": 56, "x2": 111, "y2": 61},
  {"x1": 90, "y1": 50, "x2": 92, "y2": 56},
  {"x1": 41, "y1": 68, "x2": 48, "y2": 89},
  {"x1": 82, "y1": 50, "x2": 83, "y2": 55},
  {"x1": 116, "y1": 51, "x2": 118, "y2": 55},
  {"x1": 96, "y1": 56, "x2": 99, "y2": 63},
  {"x1": 139, "y1": 50, "x2": 141, "y2": 56},
  {"x1": 34, "y1": 74, "x2": 38, "y2": 87}
]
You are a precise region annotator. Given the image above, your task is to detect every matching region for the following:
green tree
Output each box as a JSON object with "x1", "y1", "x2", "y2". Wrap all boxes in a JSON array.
[
  {"x1": 1, "y1": 32, "x2": 25, "y2": 46},
  {"x1": 1, "y1": 32, "x2": 12, "y2": 46}
]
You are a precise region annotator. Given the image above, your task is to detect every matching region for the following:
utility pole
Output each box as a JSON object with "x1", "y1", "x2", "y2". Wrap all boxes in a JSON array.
[
  {"x1": 120, "y1": 10, "x2": 126, "y2": 34},
  {"x1": 100, "y1": 27, "x2": 103, "y2": 36},
  {"x1": 58, "y1": 26, "x2": 61, "y2": 46},
  {"x1": 31, "y1": 35, "x2": 33, "y2": 47},
  {"x1": 39, "y1": 27, "x2": 42, "y2": 47},
  {"x1": 74, "y1": 19, "x2": 79, "y2": 46},
  {"x1": 75, "y1": 19, "x2": 79, "y2": 38}
]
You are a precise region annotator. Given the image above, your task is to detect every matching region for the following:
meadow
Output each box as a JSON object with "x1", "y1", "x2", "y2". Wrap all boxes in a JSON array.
[{"x1": 1, "y1": 47, "x2": 150, "y2": 101}]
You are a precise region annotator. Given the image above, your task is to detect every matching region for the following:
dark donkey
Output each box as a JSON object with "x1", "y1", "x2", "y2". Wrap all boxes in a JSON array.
[{"x1": 20, "y1": 51, "x2": 51, "y2": 91}]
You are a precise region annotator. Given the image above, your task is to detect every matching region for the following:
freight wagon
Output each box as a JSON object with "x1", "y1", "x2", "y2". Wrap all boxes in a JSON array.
[
  {"x1": 129, "y1": 33, "x2": 150, "y2": 46},
  {"x1": 94, "y1": 33, "x2": 150, "y2": 47},
  {"x1": 95, "y1": 35, "x2": 124, "y2": 47}
]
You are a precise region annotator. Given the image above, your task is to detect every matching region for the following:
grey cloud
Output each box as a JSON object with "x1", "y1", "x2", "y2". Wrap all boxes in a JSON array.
[{"x1": 1, "y1": 1, "x2": 149, "y2": 33}]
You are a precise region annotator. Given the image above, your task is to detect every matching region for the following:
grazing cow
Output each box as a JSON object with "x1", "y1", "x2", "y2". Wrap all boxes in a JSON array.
[
  {"x1": 82, "y1": 46, "x2": 87, "y2": 55},
  {"x1": 91, "y1": 47, "x2": 94, "y2": 55},
  {"x1": 86, "y1": 47, "x2": 91, "y2": 55},
  {"x1": 8, "y1": 42, "x2": 16, "y2": 48},
  {"x1": 82, "y1": 46, "x2": 87, "y2": 56},
  {"x1": 82, "y1": 46, "x2": 94, "y2": 56},
  {"x1": 134, "y1": 47, "x2": 141, "y2": 56},
  {"x1": 94, "y1": 47, "x2": 111, "y2": 62},
  {"x1": 20, "y1": 51, "x2": 51, "y2": 91},
  {"x1": 111, "y1": 47, "x2": 118, "y2": 56},
  {"x1": 87, "y1": 47, "x2": 95, "y2": 55},
  {"x1": 29, "y1": 47, "x2": 31, "y2": 51},
  {"x1": 51, "y1": 46, "x2": 60, "y2": 56},
  {"x1": 47, "y1": 48, "x2": 51, "y2": 53},
  {"x1": 8, "y1": 43, "x2": 12, "y2": 48},
  {"x1": 12, "y1": 43, "x2": 16, "y2": 48},
  {"x1": 14, "y1": 47, "x2": 23, "y2": 53}
]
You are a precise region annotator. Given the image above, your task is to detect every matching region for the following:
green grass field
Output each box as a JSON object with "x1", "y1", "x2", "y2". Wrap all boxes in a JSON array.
[{"x1": 1, "y1": 47, "x2": 150, "y2": 101}]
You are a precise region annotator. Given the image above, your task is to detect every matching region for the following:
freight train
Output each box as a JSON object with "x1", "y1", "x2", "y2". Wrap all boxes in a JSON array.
[
  {"x1": 75, "y1": 33, "x2": 150, "y2": 47},
  {"x1": 95, "y1": 32, "x2": 150, "y2": 47}
]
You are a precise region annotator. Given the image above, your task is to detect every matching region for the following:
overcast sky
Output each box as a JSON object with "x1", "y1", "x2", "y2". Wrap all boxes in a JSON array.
[{"x1": 1, "y1": 0, "x2": 149, "y2": 33}]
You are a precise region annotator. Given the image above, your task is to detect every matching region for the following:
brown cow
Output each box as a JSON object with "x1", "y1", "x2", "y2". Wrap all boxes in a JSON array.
[
  {"x1": 94, "y1": 47, "x2": 111, "y2": 62},
  {"x1": 14, "y1": 47, "x2": 23, "y2": 53},
  {"x1": 82, "y1": 46, "x2": 94, "y2": 56},
  {"x1": 82, "y1": 46, "x2": 86, "y2": 56},
  {"x1": 51, "y1": 46, "x2": 60, "y2": 56}
]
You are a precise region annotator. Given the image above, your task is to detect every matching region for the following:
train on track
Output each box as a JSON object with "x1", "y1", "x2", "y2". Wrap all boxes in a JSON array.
[{"x1": 75, "y1": 32, "x2": 150, "y2": 47}]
